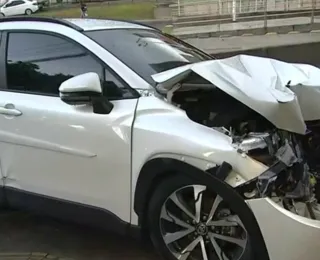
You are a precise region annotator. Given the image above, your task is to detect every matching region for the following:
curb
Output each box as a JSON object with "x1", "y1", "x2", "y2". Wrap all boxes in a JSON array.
[
  {"x1": 174, "y1": 23, "x2": 320, "y2": 39},
  {"x1": 228, "y1": 29, "x2": 320, "y2": 38},
  {"x1": 0, "y1": 253, "x2": 73, "y2": 260},
  {"x1": 265, "y1": 32, "x2": 277, "y2": 35}
]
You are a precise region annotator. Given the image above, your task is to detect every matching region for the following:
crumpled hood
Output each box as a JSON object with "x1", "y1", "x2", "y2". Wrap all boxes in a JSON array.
[{"x1": 152, "y1": 54, "x2": 320, "y2": 135}]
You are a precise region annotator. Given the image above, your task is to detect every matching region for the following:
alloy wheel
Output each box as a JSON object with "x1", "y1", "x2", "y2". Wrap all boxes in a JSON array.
[{"x1": 160, "y1": 185, "x2": 248, "y2": 260}]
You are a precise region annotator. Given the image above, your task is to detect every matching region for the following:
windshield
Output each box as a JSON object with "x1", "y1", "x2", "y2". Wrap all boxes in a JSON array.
[{"x1": 85, "y1": 29, "x2": 212, "y2": 85}]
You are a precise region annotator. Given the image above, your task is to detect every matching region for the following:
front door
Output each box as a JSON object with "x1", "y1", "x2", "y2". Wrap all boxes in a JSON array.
[{"x1": 0, "y1": 30, "x2": 139, "y2": 223}]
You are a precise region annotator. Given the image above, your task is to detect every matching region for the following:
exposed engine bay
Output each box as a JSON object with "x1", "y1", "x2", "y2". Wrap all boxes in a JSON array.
[{"x1": 169, "y1": 74, "x2": 320, "y2": 220}]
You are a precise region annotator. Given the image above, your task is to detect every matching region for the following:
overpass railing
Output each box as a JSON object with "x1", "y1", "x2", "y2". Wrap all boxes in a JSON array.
[{"x1": 171, "y1": 0, "x2": 318, "y2": 24}]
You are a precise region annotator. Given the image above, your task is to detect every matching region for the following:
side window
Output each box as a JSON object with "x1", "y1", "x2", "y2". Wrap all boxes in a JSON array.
[
  {"x1": 15, "y1": 0, "x2": 25, "y2": 5},
  {"x1": 7, "y1": 1, "x2": 23, "y2": 6},
  {"x1": 5, "y1": 2, "x2": 14, "y2": 7},
  {"x1": 6, "y1": 32, "x2": 136, "y2": 100}
]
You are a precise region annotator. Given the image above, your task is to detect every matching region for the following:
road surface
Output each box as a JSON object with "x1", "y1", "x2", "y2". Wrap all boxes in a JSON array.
[{"x1": 0, "y1": 210, "x2": 159, "y2": 260}]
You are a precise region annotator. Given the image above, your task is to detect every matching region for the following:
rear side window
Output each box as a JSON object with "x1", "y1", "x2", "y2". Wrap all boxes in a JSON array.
[
  {"x1": 7, "y1": 0, "x2": 24, "y2": 6},
  {"x1": 6, "y1": 32, "x2": 137, "y2": 99},
  {"x1": 6, "y1": 32, "x2": 103, "y2": 95}
]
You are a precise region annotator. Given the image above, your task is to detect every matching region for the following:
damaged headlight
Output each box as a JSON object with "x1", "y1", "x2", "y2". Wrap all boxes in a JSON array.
[
  {"x1": 238, "y1": 133, "x2": 269, "y2": 153},
  {"x1": 237, "y1": 133, "x2": 270, "y2": 153},
  {"x1": 235, "y1": 132, "x2": 280, "y2": 166}
]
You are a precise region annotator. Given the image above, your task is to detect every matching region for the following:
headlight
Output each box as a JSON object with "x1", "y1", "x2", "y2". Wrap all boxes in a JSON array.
[{"x1": 237, "y1": 133, "x2": 270, "y2": 153}]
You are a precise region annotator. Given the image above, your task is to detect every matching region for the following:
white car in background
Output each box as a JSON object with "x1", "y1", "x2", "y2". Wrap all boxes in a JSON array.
[{"x1": 0, "y1": 0, "x2": 38, "y2": 16}]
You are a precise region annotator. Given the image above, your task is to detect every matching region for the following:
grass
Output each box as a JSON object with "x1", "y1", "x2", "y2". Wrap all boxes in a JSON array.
[
  {"x1": 162, "y1": 24, "x2": 173, "y2": 34},
  {"x1": 37, "y1": 2, "x2": 155, "y2": 20}
]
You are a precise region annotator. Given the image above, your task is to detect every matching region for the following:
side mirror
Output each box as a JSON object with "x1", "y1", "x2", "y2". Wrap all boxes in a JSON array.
[{"x1": 59, "y1": 72, "x2": 113, "y2": 114}]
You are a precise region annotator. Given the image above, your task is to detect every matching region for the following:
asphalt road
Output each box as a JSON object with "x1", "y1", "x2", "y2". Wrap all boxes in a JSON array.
[{"x1": 0, "y1": 210, "x2": 159, "y2": 260}]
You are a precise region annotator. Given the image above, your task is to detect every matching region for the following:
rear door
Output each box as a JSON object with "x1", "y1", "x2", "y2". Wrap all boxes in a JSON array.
[{"x1": 14, "y1": 0, "x2": 27, "y2": 15}]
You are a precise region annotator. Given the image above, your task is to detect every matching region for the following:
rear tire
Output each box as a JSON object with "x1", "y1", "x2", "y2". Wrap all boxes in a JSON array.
[
  {"x1": 25, "y1": 9, "x2": 32, "y2": 15},
  {"x1": 147, "y1": 173, "x2": 253, "y2": 260}
]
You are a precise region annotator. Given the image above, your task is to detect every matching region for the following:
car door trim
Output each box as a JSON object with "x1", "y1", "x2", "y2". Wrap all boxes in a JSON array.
[
  {"x1": 0, "y1": 31, "x2": 6, "y2": 90},
  {"x1": 2, "y1": 186, "x2": 141, "y2": 237},
  {"x1": 0, "y1": 129, "x2": 97, "y2": 158}
]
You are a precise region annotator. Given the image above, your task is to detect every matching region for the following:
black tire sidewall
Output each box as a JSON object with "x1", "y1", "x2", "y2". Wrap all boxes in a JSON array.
[
  {"x1": 147, "y1": 173, "x2": 253, "y2": 260},
  {"x1": 25, "y1": 9, "x2": 32, "y2": 15}
]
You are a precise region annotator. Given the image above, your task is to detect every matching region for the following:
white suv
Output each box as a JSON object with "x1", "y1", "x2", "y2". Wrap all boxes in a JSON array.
[{"x1": 0, "y1": 17, "x2": 319, "y2": 260}]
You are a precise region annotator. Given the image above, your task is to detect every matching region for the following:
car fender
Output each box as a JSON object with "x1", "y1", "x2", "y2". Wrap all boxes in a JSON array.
[{"x1": 131, "y1": 96, "x2": 268, "y2": 223}]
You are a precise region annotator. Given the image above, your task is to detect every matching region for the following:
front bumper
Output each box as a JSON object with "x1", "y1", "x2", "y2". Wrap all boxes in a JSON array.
[{"x1": 247, "y1": 198, "x2": 320, "y2": 260}]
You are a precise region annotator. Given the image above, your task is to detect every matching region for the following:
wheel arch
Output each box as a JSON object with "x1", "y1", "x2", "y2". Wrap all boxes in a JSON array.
[
  {"x1": 134, "y1": 158, "x2": 212, "y2": 221},
  {"x1": 133, "y1": 157, "x2": 270, "y2": 260}
]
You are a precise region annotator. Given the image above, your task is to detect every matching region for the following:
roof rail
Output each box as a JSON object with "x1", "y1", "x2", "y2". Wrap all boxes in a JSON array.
[
  {"x1": 85, "y1": 17, "x2": 160, "y2": 32},
  {"x1": 0, "y1": 16, "x2": 83, "y2": 31},
  {"x1": 113, "y1": 19, "x2": 161, "y2": 31}
]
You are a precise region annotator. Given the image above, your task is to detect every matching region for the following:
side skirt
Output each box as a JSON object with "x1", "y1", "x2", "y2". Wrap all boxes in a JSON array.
[{"x1": 3, "y1": 186, "x2": 141, "y2": 238}]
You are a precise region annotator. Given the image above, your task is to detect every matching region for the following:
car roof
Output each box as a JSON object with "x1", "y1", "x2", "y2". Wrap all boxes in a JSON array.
[
  {"x1": 65, "y1": 18, "x2": 154, "y2": 31},
  {"x1": 0, "y1": 16, "x2": 157, "y2": 32}
]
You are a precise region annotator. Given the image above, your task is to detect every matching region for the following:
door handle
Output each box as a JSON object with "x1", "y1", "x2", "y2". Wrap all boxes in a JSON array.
[{"x1": 0, "y1": 104, "x2": 22, "y2": 116}]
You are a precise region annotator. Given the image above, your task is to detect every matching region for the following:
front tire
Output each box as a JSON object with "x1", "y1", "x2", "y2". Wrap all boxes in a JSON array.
[
  {"x1": 25, "y1": 9, "x2": 32, "y2": 15},
  {"x1": 147, "y1": 174, "x2": 252, "y2": 260}
]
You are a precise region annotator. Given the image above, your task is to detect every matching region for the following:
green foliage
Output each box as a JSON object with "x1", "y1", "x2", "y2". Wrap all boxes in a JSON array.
[{"x1": 38, "y1": 2, "x2": 155, "y2": 19}]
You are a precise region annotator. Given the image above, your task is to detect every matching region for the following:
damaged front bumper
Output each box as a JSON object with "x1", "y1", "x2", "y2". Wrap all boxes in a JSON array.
[
  {"x1": 228, "y1": 133, "x2": 320, "y2": 260},
  {"x1": 248, "y1": 198, "x2": 320, "y2": 260}
]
